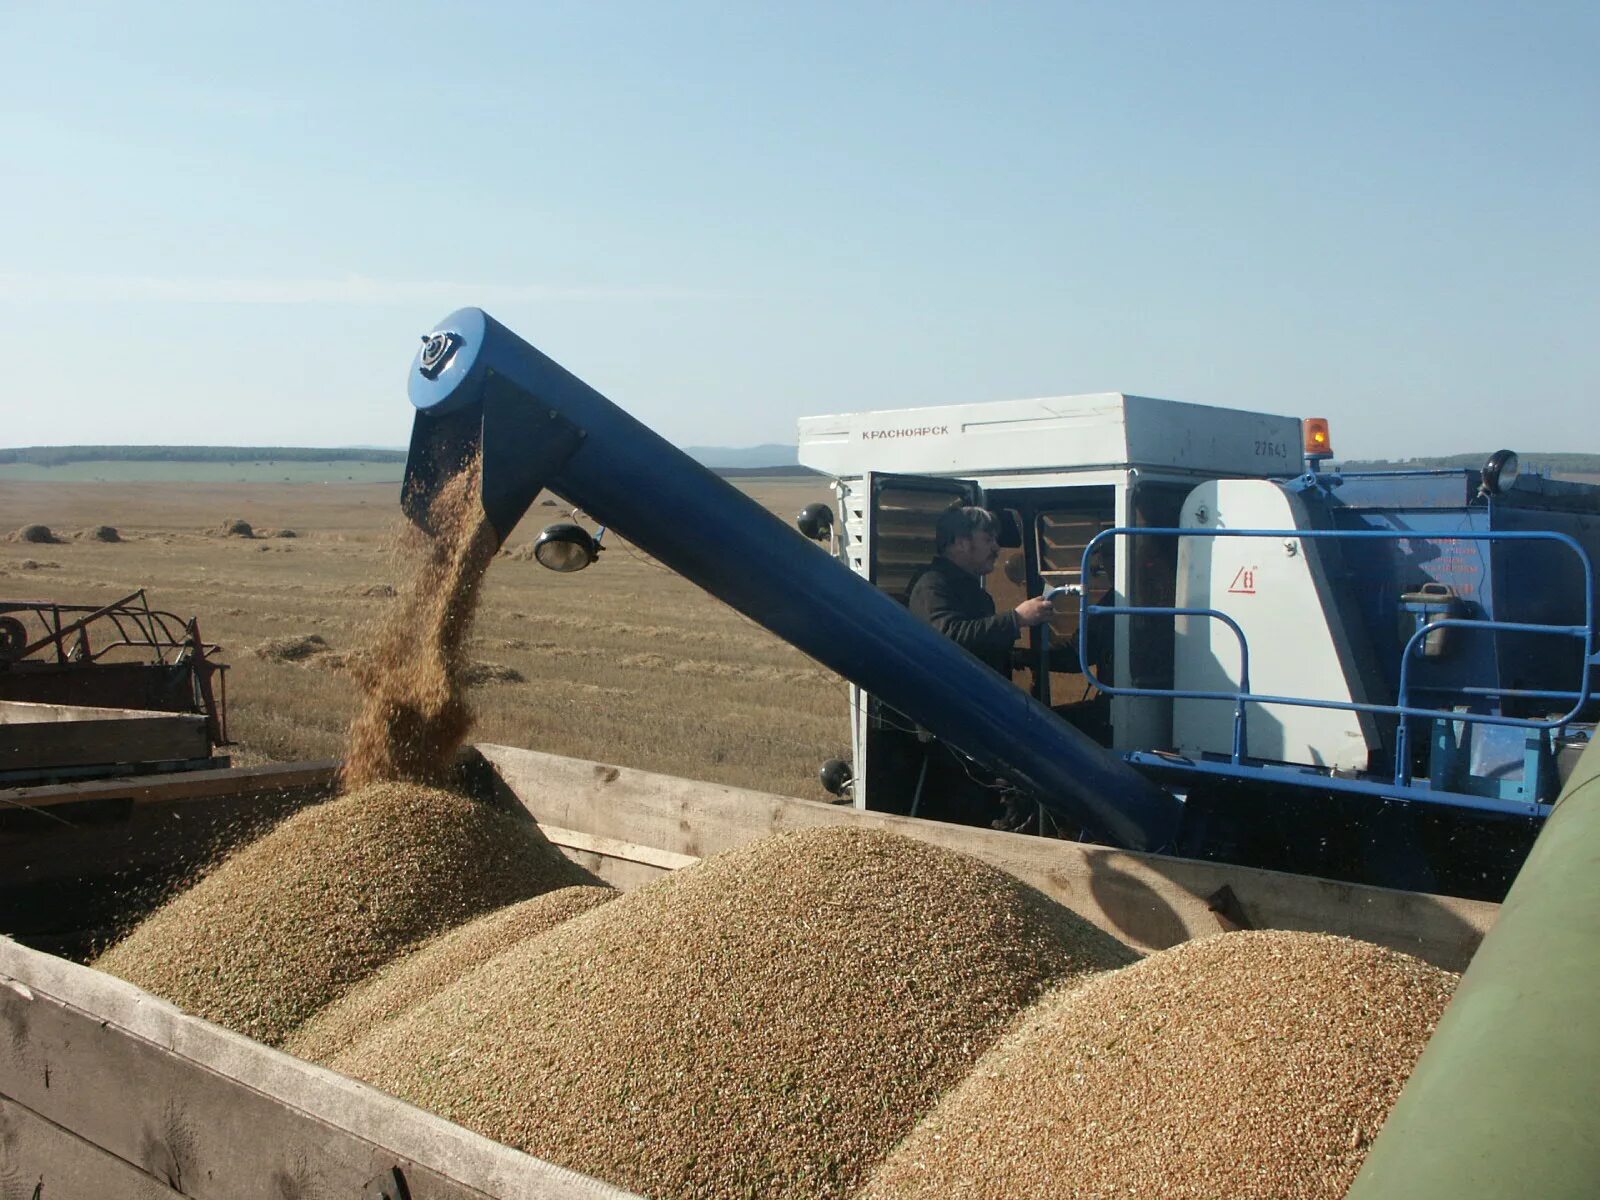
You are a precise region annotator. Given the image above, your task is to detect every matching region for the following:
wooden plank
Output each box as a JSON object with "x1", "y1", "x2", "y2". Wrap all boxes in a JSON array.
[
  {"x1": 540, "y1": 825, "x2": 699, "y2": 892},
  {"x1": 0, "y1": 699, "x2": 192, "y2": 724},
  {"x1": 0, "y1": 762, "x2": 337, "y2": 958},
  {"x1": 0, "y1": 702, "x2": 207, "y2": 772},
  {"x1": 551, "y1": 847, "x2": 675, "y2": 893},
  {"x1": 0, "y1": 1096, "x2": 188, "y2": 1199},
  {"x1": 0, "y1": 787, "x2": 325, "y2": 881},
  {"x1": 475, "y1": 743, "x2": 1498, "y2": 971},
  {"x1": 540, "y1": 825, "x2": 700, "y2": 872},
  {"x1": 1, "y1": 762, "x2": 338, "y2": 888},
  {"x1": 0, "y1": 759, "x2": 339, "y2": 812},
  {"x1": 0, "y1": 941, "x2": 642, "y2": 1200}
]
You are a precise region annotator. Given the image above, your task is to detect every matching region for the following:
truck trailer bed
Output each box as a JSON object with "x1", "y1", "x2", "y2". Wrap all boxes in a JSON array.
[{"x1": 0, "y1": 746, "x2": 1501, "y2": 1196}]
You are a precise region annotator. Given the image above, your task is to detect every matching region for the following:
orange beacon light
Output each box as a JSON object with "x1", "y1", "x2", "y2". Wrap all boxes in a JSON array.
[{"x1": 1303, "y1": 418, "x2": 1334, "y2": 461}]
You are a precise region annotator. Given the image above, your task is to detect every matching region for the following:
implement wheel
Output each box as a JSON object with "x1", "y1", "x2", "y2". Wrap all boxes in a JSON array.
[{"x1": 0, "y1": 616, "x2": 27, "y2": 662}]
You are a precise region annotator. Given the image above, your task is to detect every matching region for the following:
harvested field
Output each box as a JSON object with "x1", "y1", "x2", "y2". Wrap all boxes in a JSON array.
[
  {"x1": 862, "y1": 930, "x2": 1457, "y2": 1200},
  {"x1": 286, "y1": 884, "x2": 615, "y2": 1065},
  {"x1": 330, "y1": 826, "x2": 1135, "y2": 1200},
  {"x1": 0, "y1": 475, "x2": 843, "y2": 796},
  {"x1": 93, "y1": 782, "x2": 597, "y2": 1046}
]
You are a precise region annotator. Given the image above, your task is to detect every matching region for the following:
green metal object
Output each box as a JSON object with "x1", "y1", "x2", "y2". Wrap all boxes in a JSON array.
[{"x1": 1347, "y1": 736, "x2": 1600, "y2": 1199}]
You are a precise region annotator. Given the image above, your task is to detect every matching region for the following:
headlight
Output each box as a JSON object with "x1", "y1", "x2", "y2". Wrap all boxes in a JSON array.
[
  {"x1": 533, "y1": 522, "x2": 603, "y2": 572},
  {"x1": 1481, "y1": 450, "x2": 1520, "y2": 496}
]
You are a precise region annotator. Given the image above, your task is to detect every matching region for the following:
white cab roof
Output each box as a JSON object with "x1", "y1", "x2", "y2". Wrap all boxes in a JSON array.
[{"x1": 798, "y1": 393, "x2": 1304, "y2": 480}]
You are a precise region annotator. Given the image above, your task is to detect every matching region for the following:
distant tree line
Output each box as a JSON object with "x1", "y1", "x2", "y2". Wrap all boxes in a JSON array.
[
  {"x1": 1342, "y1": 452, "x2": 1600, "y2": 473},
  {"x1": 0, "y1": 446, "x2": 408, "y2": 466},
  {"x1": 3, "y1": 444, "x2": 1589, "y2": 477}
]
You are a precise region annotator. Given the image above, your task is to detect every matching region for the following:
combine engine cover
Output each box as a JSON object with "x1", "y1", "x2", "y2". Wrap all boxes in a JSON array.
[{"x1": 1174, "y1": 480, "x2": 1382, "y2": 771}]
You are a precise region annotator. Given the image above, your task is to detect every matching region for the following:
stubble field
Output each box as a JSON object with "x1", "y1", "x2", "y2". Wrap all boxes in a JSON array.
[{"x1": 0, "y1": 477, "x2": 848, "y2": 801}]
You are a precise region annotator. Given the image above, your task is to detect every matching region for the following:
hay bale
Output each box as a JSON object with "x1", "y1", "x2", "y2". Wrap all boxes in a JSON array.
[
  {"x1": 862, "y1": 930, "x2": 1456, "y2": 1200},
  {"x1": 287, "y1": 885, "x2": 615, "y2": 1065},
  {"x1": 220, "y1": 518, "x2": 254, "y2": 537},
  {"x1": 12, "y1": 524, "x2": 57, "y2": 544},
  {"x1": 94, "y1": 782, "x2": 596, "y2": 1046},
  {"x1": 331, "y1": 826, "x2": 1134, "y2": 1200},
  {"x1": 308, "y1": 649, "x2": 361, "y2": 673},
  {"x1": 462, "y1": 659, "x2": 524, "y2": 686},
  {"x1": 76, "y1": 525, "x2": 121, "y2": 542},
  {"x1": 253, "y1": 633, "x2": 330, "y2": 663}
]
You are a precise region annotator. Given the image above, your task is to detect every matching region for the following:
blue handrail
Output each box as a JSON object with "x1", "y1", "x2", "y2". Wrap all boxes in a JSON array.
[{"x1": 1074, "y1": 526, "x2": 1597, "y2": 787}]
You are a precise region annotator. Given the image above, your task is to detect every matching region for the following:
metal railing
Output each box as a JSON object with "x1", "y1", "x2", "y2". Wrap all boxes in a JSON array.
[
  {"x1": 1075, "y1": 527, "x2": 1597, "y2": 789},
  {"x1": 0, "y1": 589, "x2": 214, "y2": 666}
]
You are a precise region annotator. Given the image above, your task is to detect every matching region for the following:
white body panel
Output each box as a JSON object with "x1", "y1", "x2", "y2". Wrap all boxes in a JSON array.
[
  {"x1": 799, "y1": 393, "x2": 1301, "y2": 480},
  {"x1": 1172, "y1": 480, "x2": 1379, "y2": 771}
]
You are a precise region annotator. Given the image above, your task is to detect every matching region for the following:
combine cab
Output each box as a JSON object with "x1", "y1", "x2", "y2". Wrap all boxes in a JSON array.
[{"x1": 799, "y1": 402, "x2": 1600, "y2": 899}]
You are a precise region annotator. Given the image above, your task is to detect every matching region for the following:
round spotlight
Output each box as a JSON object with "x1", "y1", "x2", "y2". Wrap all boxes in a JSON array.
[
  {"x1": 818, "y1": 758, "x2": 854, "y2": 798},
  {"x1": 533, "y1": 522, "x2": 602, "y2": 572},
  {"x1": 1481, "y1": 449, "x2": 1520, "y2": 496},
  {"x1": 796, "y1": 502, "x2": 834, "y2": 541}
]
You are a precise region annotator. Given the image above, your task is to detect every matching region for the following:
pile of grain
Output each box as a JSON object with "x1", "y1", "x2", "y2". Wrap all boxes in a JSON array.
[
  {"x1": 862, "y1": 930, "x2": 1456, "y2": 1200},
  {"x1": 287, "y1": 884, "x2": 615, "y2": 1064},
  {"x1": 330, "y1": 826, "x2": 1135, "y2": 1200},
  {"x1": 341, "y1": 454, "x2": 499, "y2": 791},
  {"x1": 94, "y1": 782, "x2": 596, "y2": 1046}
]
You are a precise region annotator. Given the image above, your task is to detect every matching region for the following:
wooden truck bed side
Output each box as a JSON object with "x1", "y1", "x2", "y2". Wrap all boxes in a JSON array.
[
  {"x1": 0, "y1": 747, "x2": 1503, "y2": 1195},
  {"x1": 0, "y1": 939, "x2": 640, "y2": 1200},
  {"x1": 473, "y1": 744, "x2": 1498, "y2": 971}
]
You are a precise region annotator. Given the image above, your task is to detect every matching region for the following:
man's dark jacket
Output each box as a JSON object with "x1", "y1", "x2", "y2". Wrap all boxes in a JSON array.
[{"x1": 907, "y1": 556, "x2": 1018, "y2": 676}]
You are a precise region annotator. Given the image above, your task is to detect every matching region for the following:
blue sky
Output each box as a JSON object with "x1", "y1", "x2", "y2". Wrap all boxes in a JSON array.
[{"x1": 2, "y1": 1, "x2": 1594, "y2": 458}]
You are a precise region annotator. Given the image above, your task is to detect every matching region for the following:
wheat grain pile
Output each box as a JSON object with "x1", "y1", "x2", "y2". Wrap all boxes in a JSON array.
[
  {"x1": 341, "y1": 453, "x2": 500, "y2": 791},
  {"x1": 862, "y1": 930, "x2": 1456, "y2": 1200},
  {"x1": 286, "y1": 884, "x2": 615, "y2": 1063},
  {"x1": 330, "y1": 826, "x2": 1135, "y2": 1200},
  {"x1": 94, "y1": 782, "x2": 596, "y2": 1046}
]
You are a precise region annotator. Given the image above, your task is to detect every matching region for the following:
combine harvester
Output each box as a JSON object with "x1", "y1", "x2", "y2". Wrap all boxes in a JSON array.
[{"x1": 2, "y1": 308, "x2": 1595, "y2": 1197}]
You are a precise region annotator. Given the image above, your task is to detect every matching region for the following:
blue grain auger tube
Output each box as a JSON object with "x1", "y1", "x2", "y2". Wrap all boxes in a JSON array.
[{"x1": 398, "y1": 307, "x2": 1183, "y2": 852}]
